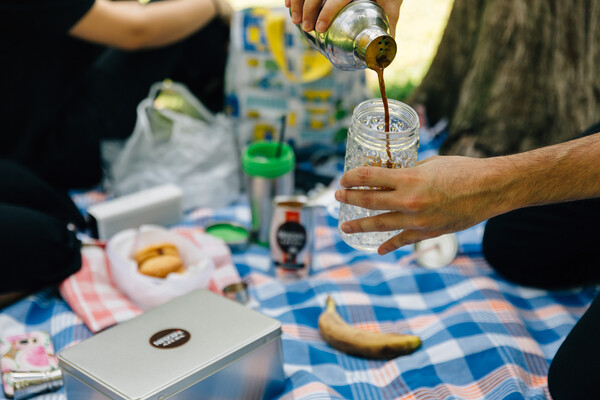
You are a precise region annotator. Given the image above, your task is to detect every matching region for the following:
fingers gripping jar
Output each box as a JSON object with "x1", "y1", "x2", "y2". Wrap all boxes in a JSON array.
[{"x1": 339, "y1": 99, "x2": 420, "y2": 252}]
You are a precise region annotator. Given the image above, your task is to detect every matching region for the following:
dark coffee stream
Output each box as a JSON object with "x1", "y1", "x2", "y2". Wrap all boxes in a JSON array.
[{"x1": 373, "y1": 62, "x2": 393, "y2": 168}]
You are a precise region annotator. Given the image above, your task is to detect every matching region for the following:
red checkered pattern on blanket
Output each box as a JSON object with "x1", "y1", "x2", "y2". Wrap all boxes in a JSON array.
[{"x1": 59, "y1": 227, "x2": 241, "y2": 333}]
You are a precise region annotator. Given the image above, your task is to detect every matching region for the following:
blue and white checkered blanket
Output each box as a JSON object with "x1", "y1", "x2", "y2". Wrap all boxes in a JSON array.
[
  {"x1": 0, "y1": 201, "x2": 596, "y2": 400},
  {"x1": 1, "y1": 135, "x2": 596, "y2": 399}
]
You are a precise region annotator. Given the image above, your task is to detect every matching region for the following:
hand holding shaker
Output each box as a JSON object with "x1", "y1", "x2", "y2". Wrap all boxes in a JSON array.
[
  {"x1": 338, "y1": 99, "x2": 420, "y2": 252},
  {"x1": 295, "y1": 0, "x2": 397, "y2": 70},
  {"x1": 242, "y1": 141, "x2": 295, "y2": 245}
]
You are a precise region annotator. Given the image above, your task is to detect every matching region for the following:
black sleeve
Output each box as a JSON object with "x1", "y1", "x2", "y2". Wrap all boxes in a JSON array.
[
  {"x1": 0, "y1": 0, "x2": 95, "y2": 33},
  {"x1": 0, "y1": 159, "x2": 86, "y2": 230}
]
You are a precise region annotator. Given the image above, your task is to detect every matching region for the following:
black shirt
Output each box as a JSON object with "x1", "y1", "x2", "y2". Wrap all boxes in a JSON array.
[{"x1": 0, "y1": 0, "x2": 96, "y2": 164}]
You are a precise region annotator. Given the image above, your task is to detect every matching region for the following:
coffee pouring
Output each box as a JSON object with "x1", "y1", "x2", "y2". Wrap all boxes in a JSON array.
[{"x1": 295, "y1": 0, "x2": 397, "y2": 71}]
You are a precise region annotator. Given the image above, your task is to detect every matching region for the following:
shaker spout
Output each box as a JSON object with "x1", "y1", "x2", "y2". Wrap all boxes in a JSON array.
[{"x1": 355, "y1": 26, "x2": 397, "y2": 70}]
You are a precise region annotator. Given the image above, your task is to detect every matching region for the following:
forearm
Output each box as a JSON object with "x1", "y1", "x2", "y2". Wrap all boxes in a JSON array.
[
  {"x1": 124, "y1": 0, "x2": 217, "y2": 48},
  {"x1": 484, "y1": 133, "x2": 600, "y2": 214},
  {"x1": 71, "y1": 0, "x2": 219, "y2": 50},
  {"x1": 334, "y1": 132, "x2": 600, "y2": 253}
]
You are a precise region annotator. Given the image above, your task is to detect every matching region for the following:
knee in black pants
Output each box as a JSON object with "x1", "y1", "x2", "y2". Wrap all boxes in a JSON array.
[
  {"x1": 482, "y1": 200, "x2": 600, "y2": 289},
  {"x1": 0, "y1": 161, "x2": 83, "y2": 294},
  {"x1": 548, "y1": 294, "x2": 600, "y2": 400},
  {"x1": 0, "y1": 204, "x2": 81, "y2": 294}
]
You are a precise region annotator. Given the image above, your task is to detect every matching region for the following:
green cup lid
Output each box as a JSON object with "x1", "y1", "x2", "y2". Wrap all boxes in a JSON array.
[
  {"x1": 205, "y1": 222, "x2": 250, "y2": 252},
  {"x1": 242, "y1": 141, "x2": 295, "y2": 178},
  {"x1": 206, "y1": 222, "x2": 249, "y2": 242}
]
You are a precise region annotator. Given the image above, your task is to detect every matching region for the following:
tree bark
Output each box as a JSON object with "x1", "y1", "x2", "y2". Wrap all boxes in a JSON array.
[{"x1": 409, "y1": 0, "x2": 600, "y2": 157}]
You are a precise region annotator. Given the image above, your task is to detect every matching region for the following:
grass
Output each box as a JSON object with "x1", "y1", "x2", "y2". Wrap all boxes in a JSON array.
[{"x1": 227, "y1": 0, "x2": 455, "y2": 98}]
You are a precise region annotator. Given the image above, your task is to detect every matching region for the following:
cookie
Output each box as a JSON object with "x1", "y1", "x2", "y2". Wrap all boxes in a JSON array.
[
  {"x1": 138, "y1": 255, "x2": 183, "y2": 278},
  {"x1": 134, "y1": 243, "x2": 179, "y2": 265}
]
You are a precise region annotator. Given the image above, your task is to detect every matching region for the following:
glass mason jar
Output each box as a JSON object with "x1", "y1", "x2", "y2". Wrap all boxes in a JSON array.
[{"x1": 338, "y1": 98, "x2": 420, "y2": 252}]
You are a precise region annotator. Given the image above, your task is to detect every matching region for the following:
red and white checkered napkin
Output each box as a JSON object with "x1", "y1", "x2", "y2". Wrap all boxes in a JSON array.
[
  {"x1": 59, "y1": 245, "x2": 142, "y2": 333},
  {"x1": 59, "y1": 227, "x2": 242, "y2": 333}
]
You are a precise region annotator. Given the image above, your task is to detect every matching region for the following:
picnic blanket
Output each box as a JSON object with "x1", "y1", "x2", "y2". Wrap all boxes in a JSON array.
[
  {"x1": 0, "y1": 124, "x2": 597, "y2": 399},
  {"x1": 0, "y1": 199, "x2": 596, "y2": 400}
]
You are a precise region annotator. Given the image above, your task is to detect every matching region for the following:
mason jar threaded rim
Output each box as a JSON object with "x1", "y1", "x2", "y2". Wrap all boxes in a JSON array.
[{"x1": 350, "y1": 99, "x2": 419, "y2": 148}]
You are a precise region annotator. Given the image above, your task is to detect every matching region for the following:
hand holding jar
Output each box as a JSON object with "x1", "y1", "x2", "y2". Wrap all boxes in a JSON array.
[
  {"x1": 335, "y1": 155, "x2": 503, "y2": 255},
  {"x1": 336, "y1": 99, "x2": 419, "y2": 253}
]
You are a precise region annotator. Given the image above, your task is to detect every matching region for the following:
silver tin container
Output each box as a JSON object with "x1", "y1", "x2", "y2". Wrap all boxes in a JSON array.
[
  {"x1": 57, "y1": 290, "x2": 284, "y2": 400},
  {"x1": 297, "y1": 0, "x2": 397, "y2": 70}
]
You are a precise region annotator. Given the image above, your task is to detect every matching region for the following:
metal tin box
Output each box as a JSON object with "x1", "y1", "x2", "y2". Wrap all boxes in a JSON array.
[{"x1": 58, "y1": 290, "x2": 284, "y2": 399}]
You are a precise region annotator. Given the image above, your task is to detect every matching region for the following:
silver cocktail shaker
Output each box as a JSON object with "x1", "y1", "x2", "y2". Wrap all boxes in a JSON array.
[{"x1": 296, "y1": 0, "x2": 397, "y2": 70}]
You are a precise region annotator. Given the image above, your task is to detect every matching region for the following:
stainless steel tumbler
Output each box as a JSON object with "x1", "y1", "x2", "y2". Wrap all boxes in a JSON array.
[{"x1": 242, "y1": 142, "x2": 295, "y2": 245}]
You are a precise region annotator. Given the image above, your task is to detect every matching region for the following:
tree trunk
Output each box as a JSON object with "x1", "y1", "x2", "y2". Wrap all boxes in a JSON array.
[{"x1": 409, "y1": 0, "x2": 600, "y2": 157}]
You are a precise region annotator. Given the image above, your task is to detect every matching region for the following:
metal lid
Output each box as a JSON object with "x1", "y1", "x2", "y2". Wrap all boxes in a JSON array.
[
  {"x1": 272, "y1": 195, "x2": 308, "y2": 207},
  {"x1": 223, "y1": 282, "x2": 250, "y2": 305},
  {"x1": 414, "y1": 234, "x2": 458, "y2": 269}
]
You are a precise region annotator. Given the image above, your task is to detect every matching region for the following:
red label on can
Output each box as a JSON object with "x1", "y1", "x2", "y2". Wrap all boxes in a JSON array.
[{"x1": 285, "y1": 211, "x2": 300, "y2": 223}]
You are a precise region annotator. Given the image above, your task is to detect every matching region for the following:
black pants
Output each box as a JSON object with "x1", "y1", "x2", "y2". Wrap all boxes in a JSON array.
[
  {"x1": 0, "y1": 160, "x2": 83, "y2": 295},
  {"x1": 482, "y1": 123, "x2": 600, "y2": 399},
  {"x1": 483, "y1": 199, "x2": 600, "y2": 399},
  {"x1": 37, "y1": 18, "x2": 229, "y2": 190},
  {"x1": 547, "y1": 292, "x2": 600, "y2": 400},
  {"x1": 482, "y1": 197, "x2": 600, "y2": 289},
  {"x1": 0, "y1": 17, "x2": 229, "y2": 295}
]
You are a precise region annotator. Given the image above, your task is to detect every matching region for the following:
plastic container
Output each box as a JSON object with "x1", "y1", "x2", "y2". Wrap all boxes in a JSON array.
[
  {"x1": 106, "y1": 225, "x2": 215, "y2": 311},
  {"x1": 338, "y1": 99, "x2": 420, "y2": 252},
  {"x1": 415, "y1": 234, "x2": 458, "y2": 269}
]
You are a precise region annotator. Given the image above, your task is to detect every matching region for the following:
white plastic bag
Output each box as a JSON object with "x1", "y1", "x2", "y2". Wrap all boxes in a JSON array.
[
  {"x1": 106, "y1": 225, "x2": 215, "y2": 310},
  {"x1": 107, "y1": 81, "x2": 241, "y2": 210}
]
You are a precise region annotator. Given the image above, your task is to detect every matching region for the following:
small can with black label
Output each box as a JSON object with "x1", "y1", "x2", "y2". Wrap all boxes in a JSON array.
[{"x1": 270, "y1": 195, "x2": 311, "y2": 280}]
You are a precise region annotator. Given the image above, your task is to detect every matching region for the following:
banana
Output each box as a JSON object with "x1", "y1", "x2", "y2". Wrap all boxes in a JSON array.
[{"x1": 318, "y1": 296, "x2": 421, "y2": 360}]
